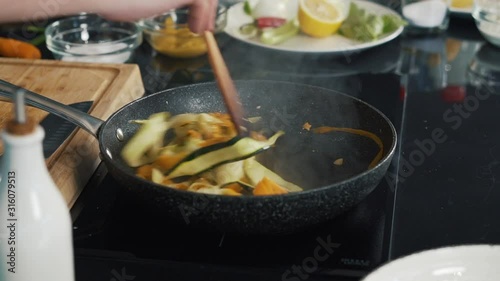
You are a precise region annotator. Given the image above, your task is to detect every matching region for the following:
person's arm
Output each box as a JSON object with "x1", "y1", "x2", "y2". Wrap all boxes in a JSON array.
[{"x1": 0, "y1": 0, "x2": 217, "y2": 33}]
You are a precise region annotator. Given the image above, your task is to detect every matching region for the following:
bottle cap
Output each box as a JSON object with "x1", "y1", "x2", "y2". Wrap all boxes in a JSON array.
[{"x1": 6, "y1": 90, "x2": 36, "y2": 135}]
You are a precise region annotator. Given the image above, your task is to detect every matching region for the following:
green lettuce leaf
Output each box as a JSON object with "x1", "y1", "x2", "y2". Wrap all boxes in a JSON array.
[{"x1": 339, "y1": 3, "x2": 407, "y2": 42}]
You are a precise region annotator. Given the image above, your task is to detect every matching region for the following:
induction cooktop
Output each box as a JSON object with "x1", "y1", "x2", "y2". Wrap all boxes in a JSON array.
[{"x1": 71, "y1": 72, "x2": 404, "y2": 281}]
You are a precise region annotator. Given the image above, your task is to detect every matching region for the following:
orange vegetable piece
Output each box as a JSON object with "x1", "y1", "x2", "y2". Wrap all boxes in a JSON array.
[
  {"x1": 221, "y1": 188, "x2": 242, "y2": 196},
  {"x1": 0, "y1": 38, "x2": 41, "y2": 59},
  {"x1": 224, "y1": 183, "x2": 243, "y2": 193},
  {"x1": 136, "y1": 165, "x2": 153, "y2": 179},
  {"x1": 253, "y1": 177, "x2": 289, "y2": 196},
  {"x1": 250, "y1": 131, "x2": 267, "y2": 141},
  {"x1": 154, "y1": 153, "x2": 186, "y2": 171},
  {"x1": 162, "y1": 178, "x2": 189, "y2": 190},
  {"x1": 303, "y1": 122, "x2": 312, "y2": 131}
]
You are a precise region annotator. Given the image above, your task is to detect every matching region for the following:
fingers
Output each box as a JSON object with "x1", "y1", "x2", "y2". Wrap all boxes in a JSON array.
[
  {"x1": 188, "y1": 0, "x2": 219, "y2": 34},
  {"x1": 208, "y1": 0, "x2": 218, "y2": 31}
]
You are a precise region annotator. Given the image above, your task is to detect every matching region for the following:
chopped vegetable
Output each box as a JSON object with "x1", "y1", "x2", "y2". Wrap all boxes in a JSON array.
[
  {"x1": 243, "y1": 157, "x2": 302, "y2": 192},
  {"x1": 303, "y1": 122, "x2": 312, "y2": 131},
  {"x1": 240, "y1": 23, "x2": 258, "y2": 36},
  {"x1": 246, "y1": 116, "x2": 262, "y2": 123},
  {"x1": 121, "y1": 112, "x2": 170, "y2": 167},
  {"x1": 240, "y1": 0, "x2": 299, "y2": 45},
  {"x1": 0, "y1": 37, "x2": 41, "y2": 59},
  {"x1": 136, "y1": 165, "x2": 153, "y2": 179},
  {"x1": 313, "y1": 126, "x2": 384, "y2": 169},
  {"x1": 167, "y1": 131, "x2": 285, "y2": 179},
  {"x1": 257, "y1": 17, "x2": 287, "y2": 29},
  {"x1": 222, "y1": 188, "x2": 243, "y2": 196},
  {"x1": 243, "y1": 0, "x2": 253, "y2": 16},
  {"x1": 260, "y1": 19, "x2": 300, "y2": 45},
  {"x1": 339, "y1": 3, "x2": 406, "y2": 42},
  {"x1": 333, "y1": 158, "x2": 344, "y2": 166},
  {"x1": 122, "y1": 112, "x2": 303, "y2": 196},
  {"x1": 253, "y1": 177, "x2": 289, "y2": 195}
]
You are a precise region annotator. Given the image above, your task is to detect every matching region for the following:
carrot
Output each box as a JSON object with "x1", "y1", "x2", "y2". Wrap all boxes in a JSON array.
[
  {"x1": 221, "y1": 188, "x2": 242, "y2": 196},
  {"x1": 253, "y1": 177, "x2": 289, "y2": 196},
  {"x1": 224, "y1": 182, "x2": 243, "y2": 193},
  {"x1": 153, "y1": 152, "x2": 187, "y2": 171},
  {"x1": 0, "y1": 38, "x2": 41, "y2": 59},
  {"x1": 136, "y1": 164, "x2": 153, "y2": 179}
]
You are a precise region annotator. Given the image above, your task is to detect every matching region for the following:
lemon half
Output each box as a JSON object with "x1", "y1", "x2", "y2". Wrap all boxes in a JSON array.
[{"x1": 298, "y1": 0, "x2": 347, "y2": 38}]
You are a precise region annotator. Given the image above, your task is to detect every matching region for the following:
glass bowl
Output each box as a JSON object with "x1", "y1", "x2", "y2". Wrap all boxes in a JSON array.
[
  {"x1": 137, "y1": 5, "x2": 228, "y2": 58},
  {"x1": 473, "y1": 0, "x2": 500, "y2": 47},
  {"x1": 467, "y1": 43, "x2": 500, "y2": 91},
  {"x1": 45, "y1": 14, "x2": 142, "y2": 63}
]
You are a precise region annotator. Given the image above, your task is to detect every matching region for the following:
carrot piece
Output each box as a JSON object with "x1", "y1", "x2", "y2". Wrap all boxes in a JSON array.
[
  {"x1": 154, "y1": 153, "x2": 186, "y2": 171},
  {"x1": 187, "y1": 129, "x2": 202, "y2": 139},
  {"x1": 250, "y1": 131, "x2": 267, "y2": 141},
  {"x1": 253, "y1": 176, "x2": 289, "y2": 196},
  {"x1": 0, "y1": 38, "x2": 41, "y2": 59},
  {"x1": 162, "y1": 178, "x2": 189, "y2": 190},
  {"x1": 224, "y1": 182, "x2": 243, "y2": 193},
  {"x1": 221, "y1": 188, "x2": 242, "y2": 196},
  {"x1": 136, "y1": 165, "x2": 153, "y2": 179},
  {"x1": 303, "y1": 122, "x2": 312, "y2": 131}
]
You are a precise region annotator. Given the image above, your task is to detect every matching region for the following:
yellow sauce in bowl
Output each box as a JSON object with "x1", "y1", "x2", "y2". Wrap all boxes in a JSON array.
[{"x1": 149, "y1": 18, "x2": 207, "y2": 58}]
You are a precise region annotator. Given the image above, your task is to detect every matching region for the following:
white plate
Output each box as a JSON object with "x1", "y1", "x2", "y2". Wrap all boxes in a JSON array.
[
  {"x1": 362, "y1": 245, "x2": 500, "y2": 281},
  {"x1": 224, "y1": 0, "x2": 404, "y2": 55}
]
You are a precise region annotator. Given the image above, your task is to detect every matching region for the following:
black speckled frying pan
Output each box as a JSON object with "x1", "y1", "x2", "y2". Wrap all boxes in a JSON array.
[{"x1": 0, "y1": 80, "x2": 397, "y2": 234}]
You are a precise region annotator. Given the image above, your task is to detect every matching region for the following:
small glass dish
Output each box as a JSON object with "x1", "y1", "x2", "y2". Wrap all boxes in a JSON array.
[
  {"x1": 467, "y1": 43, "x2": 500, "y2": 92},
  {"x1": 137, "y1": 5, "x2": 228, "y2": 58},
  {"x1": 473, "y1": 0, "x2": 500, "y2": 47},
  {"x1": 45, "y1": 14, "x2": 143, "y2": 63}
]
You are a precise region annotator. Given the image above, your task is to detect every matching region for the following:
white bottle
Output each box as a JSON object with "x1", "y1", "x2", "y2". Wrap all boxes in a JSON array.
[{"x1": 0, "y1": 93, "x2": 75, "y2": 281}]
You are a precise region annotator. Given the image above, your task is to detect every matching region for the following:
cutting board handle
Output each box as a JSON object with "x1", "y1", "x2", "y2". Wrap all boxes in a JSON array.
[{"x1": 0, "y1": 79, "x2": 104, "y2": 138}]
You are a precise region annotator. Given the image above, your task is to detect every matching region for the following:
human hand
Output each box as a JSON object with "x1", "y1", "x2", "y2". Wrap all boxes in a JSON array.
[{"x1": 96, "y1": 0, "x2": 218, "y2": 33}]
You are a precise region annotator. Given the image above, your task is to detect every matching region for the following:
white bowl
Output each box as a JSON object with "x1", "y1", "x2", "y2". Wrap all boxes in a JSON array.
[
  {"x1": 473, "y1": 0, "x2": 500, "y2": 47},
  {"x1": 362, "y1": 245, "x2": 500, "y2": 281}
]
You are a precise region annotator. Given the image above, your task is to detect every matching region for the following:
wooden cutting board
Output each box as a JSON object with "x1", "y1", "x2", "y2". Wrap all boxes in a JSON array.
[{"x1": 0, "y1": 58, "x2": 145, "y2": 207}]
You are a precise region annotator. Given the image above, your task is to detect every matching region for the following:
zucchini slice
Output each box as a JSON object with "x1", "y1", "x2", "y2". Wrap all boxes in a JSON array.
[
  {"x1": 121, "y1": 112, "x2": 170, "y2": 167},
  {"x1": 243, "y1": 157, "x2": 303, "y2": 192},
  {"x1": 166, "y1": 131, "x2": 285, "y2": 179}
]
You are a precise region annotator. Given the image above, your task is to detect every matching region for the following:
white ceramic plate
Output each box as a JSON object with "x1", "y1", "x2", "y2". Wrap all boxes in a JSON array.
[
  {"x1": 362, "y1": 245, "x2": 500, "y2": 281},
  {"x1": 224, "y1": 0, "x2": 404, "y2": 55}
]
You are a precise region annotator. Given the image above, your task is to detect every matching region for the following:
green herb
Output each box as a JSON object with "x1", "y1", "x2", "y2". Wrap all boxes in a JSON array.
[
  {"x1": 339, "y1": 3, "x2": 407, "y2": 42},
  {"x1": 382, "y1": 14, "x2": 408, "y2": 34},
  {"x1": 29, "y1": 35, "x2": 46, "y2": 46},
  {"x1": 243, "y1": 0, "x2": 253, "y2": 16},
  {"x1": 26, "y1": 25, "x2": 46, "y2": 33}
]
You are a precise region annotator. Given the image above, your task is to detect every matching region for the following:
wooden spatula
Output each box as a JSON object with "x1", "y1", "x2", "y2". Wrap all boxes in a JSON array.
[{"x1": 204, "y1": 31, "x2": 247, "y2": 136}]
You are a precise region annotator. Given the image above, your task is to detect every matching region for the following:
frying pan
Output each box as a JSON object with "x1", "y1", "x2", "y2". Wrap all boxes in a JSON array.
[{"x1": 0, "y1": 79, "x2": 397, "y2": 234}]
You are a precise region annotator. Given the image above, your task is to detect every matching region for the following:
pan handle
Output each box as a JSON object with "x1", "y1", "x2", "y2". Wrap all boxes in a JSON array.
[{"x1": 0, "y1": 79, "x2": 104, "y2": 138}]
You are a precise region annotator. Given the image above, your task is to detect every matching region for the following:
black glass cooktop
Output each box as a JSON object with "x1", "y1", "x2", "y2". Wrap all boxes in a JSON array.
[{"x1": 71, "y1": 72, "x2": 404, "y2": 281}]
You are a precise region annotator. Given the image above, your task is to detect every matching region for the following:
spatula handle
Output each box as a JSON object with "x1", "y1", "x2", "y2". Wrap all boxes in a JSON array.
[{"x1": 204, "y1": 31, "x2": 247, "y2": 136}]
